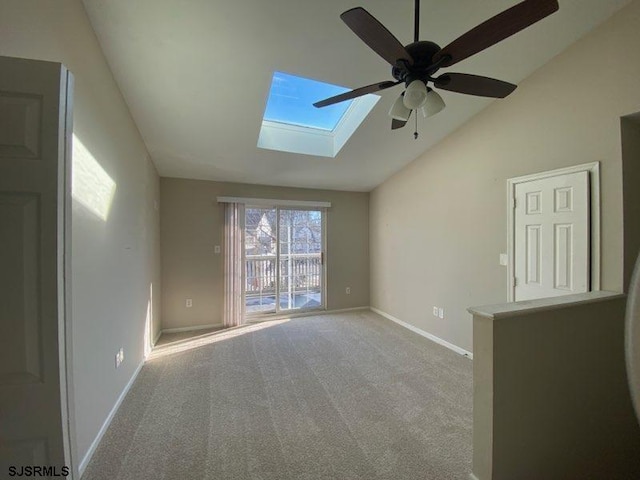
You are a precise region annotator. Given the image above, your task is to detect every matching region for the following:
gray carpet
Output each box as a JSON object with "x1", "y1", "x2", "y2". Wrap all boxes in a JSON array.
[{"x1": 82, "y1": 310, "x2": 472, "y2": 480}]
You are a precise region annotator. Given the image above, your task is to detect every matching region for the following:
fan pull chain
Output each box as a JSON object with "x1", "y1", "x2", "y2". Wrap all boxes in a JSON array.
[
  {"x1": 414, "y1": 110, "x2": 419, "y2": 139},
  {"x1": 414, "y1": 0, "x2": 420, "y2": 42}
]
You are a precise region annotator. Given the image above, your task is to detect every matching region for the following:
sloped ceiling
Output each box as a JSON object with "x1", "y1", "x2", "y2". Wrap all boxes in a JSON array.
[{"x1": 82, "y1": 0, "x2": 629, "y2": 191}]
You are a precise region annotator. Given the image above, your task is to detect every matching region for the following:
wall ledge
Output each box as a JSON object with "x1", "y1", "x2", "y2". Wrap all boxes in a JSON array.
[{"x1": 468, "y1": 290, "x2": 624, "y2": 320}]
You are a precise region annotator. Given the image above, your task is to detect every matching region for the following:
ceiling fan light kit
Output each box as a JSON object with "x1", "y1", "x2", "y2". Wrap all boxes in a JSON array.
[
  {"x1": 389, "y1": 94, "x2": 412, "y2": 121},
  {"x1": 403, "y1": 80, "x2": 428, "y2": 109},
  {"x1": 421, "y1": 89, "x2": 445, "y2": 118},
  {"x1": 314, "y1": 0, "x2": 559, "y2": 137}
]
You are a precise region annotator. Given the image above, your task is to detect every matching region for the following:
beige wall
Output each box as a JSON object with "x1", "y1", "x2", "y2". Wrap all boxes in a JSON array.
[
  {"x1": 370, "y1": 1, "x2": 640, "y2": 352},
  {"x1": 622, "y1": 115, "x2": 640, "y2": 290},
  {"x1": 471, "y1": 293, "x2": 640, "y2": 479},
  {"x1": 160, "y1": 178, "x2": 369, "y2": 330},
  {"x1": 0, "y1": 0, "x2": 161, "y2": 467}
]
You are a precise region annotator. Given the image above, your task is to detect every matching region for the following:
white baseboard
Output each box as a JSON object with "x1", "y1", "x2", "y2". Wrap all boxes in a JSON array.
[
  {"x1": 243, "y1": 306, "x2": 370, "y2": 324},
  {"x1": 469, "y1": 474, "x2": 480, "y2": 480},
  {"x1": 78, "y1": 360, "x2": 144, "y2": 476},
  {"x1": 370, "y1": 307, "x2": 473, "y2": 359},
  {"x1": 153, "y1": 328, "x2": 162, "y2": 346},
  {"x1": 160, "y1": 308, "x2": 370, "y2": 334},
  {"x1": 161, "y1": 323, "x2": 223, "y2": 334},
  {"x1": 322, "y1": 306, "x2": 370, "y2": 314}
]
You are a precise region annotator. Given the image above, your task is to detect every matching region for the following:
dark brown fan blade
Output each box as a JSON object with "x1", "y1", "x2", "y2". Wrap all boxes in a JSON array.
[
  {"x1": 391, "y1": 110, "x2": 412, "y2": 130},
  {"x1": 434, "y1": 73, "x2": 517, "y2": 98},
  {"x1": 433, "y1": 0, "x2": 559, "y2": 67},
  {"x1": 314, "y1": 80, "x2": 400, "y2": 108},
  {"x1": 391, "y1": 118, "x2": 407, "y2": 130},
  {"x1": 341, "y1": 7, "x2": 414, "y2": 67}
]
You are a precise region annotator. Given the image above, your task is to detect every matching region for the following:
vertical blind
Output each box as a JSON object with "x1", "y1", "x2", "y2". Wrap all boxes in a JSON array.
[{"x1": 223, "y1": 202, "x2": 244, "y2": 327}]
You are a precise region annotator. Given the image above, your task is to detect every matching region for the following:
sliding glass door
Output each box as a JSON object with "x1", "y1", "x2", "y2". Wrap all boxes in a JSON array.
[{"x1": 244, "y1": 206, "x2": 324, "y2": 316}]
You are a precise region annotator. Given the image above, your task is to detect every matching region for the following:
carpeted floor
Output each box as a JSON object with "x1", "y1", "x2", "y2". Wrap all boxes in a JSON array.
[{"x1": 82, "y1": 310, "x2": 472, "y2": 480}]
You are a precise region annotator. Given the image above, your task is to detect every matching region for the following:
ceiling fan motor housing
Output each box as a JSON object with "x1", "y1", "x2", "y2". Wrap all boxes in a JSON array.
[
  {"x1": 313, "y1": 0, "x2": 559, "y2": 128},
  {"x1": 392, "y1": 41, "x2": 442, "y2": 86}
]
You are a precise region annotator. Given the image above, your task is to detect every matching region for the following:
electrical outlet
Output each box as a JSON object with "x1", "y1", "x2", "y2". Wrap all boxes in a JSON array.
[
  {"x1": 186, "y1": 298, "x2": 193, "y2": 308},
  {"x1": 438, "y1": 308, "x2": 444, "y2": 319},
  {"x1": 345, "y1": 287, "x2": 351, "y2": 295},
  {"x1": 433, "y1": 306, "x2": 438, "y2": 316}
]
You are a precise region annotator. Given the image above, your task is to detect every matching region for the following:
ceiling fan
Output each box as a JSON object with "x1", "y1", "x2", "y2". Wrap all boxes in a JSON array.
[{"x1": 313, "y1": 0, "x2": 559, "y2": 137}]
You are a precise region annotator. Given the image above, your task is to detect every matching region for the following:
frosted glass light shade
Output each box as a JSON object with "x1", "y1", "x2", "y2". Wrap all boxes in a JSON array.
[
  {"x1": 389, "y1": 94, "x2": 411, "y2": 121},
  {"x1": 403, "y1": 80, "x2": 428, "y2": 109},
  {"x1": 420, "y1": 89, "x2": 445, "y2": 118}
]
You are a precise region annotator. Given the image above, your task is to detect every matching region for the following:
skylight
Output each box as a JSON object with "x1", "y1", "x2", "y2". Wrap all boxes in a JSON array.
[
  {"x1": 264, "y1": 72, "x2": 352, "y2": 131},
  {"x1": 258, "y1": 71, "x2": 379, "y2": 158}
]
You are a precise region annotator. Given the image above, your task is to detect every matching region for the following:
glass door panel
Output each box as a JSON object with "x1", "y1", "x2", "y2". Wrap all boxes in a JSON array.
[
  {"x1": 278, "y1": 209, "x2": 323, "y2": 312},
  {"x1": 244, "y1": 207, "x2": 277, "y2": 314},
  {"x1": 244, "y1": 206, "x2": 324, "y2": 316}
]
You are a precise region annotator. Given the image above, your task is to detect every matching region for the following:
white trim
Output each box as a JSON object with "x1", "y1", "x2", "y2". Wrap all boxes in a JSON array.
[
  {"x1": 370, "y1": 307, "x2": 473, "y2": 359},
  {"x1": 245, "y1": 306, "x2": 369, "y2": 323},
  {"x1": 153, "y1": 328, "x2": 163, "y2": 346},
  {"x1": 506, "y1": 162, "x2": 601, "y2": 302},
  {"x1": 469, "y1": 474, "x2": 480, "y2": 480},
  {"x1": 322, "y1": 209, "x2": 328, "y2": 310},
  {"x1": 217, "y1": 197, "x2": 331, "y2": 208},
  {"x1": 60, "y1": 67, "x2": 77, "y2": 479},
  {"x1": 161, "y1": 323, "x2": 223, "y2": 334},
  {"x1": 323, "y1": 306, "x2": 369, "y2": 314},
  {"x1": 158, "y1": 308, "x2": 368, "y2": 336},
  {"x1": 78, "y1": 360, "x2": 144, "y2": 476},
  {"x1": 240, "y1": 203, "x2": 246, "y2": 324}
]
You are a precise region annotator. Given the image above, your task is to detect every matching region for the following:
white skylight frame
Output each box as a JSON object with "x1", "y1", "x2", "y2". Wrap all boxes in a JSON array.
[{"x1": 258, "y1": 93, "x2": 379, "y2": 158}]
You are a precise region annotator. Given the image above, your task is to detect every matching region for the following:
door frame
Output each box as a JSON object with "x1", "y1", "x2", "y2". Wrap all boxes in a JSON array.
[
  {"x1": 60, "y1": 67, "x2": 77, "y2": 478},
  {"x1": 506, "y1": 162, "x2": 601, "y2": 302}
]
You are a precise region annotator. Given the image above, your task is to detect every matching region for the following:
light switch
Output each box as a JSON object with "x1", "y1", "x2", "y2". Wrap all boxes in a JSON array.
[
  {"x1": 214, "y1": 245, "x2": 221, "y2": 254},
  {"x1": 499, "y1": 253, "x2": 508, "y2": 266}
]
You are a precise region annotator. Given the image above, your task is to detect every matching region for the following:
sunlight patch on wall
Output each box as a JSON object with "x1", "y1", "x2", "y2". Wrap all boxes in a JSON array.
[
  {"x1": 144, "y1": 283, "x2": 154, "y2": 359},
  {"x1": 72, "y1": 134, "x2": 116, "y2": 221}
]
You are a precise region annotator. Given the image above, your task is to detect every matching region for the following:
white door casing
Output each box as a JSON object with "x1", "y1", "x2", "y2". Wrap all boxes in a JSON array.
[
  {"x1": 0, "y1": 57, "x2": 74, "y2": 476},
  {"x1": 507, "y1": 163, "x2": 600, "y2": 302}
]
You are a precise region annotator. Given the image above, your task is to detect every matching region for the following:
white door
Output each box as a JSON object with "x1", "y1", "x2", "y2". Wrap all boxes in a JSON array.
[
  {"x1": 0, "y1": 57, "x2": 74, "y2": 475},
  {"x1": 514, "y1": 171, "x2": 589, "y2": 301}
]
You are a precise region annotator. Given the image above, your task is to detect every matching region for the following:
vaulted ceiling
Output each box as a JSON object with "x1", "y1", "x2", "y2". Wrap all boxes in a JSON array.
[{"x1": 82, "y1": 0, "x2": 629, "y2": 191}]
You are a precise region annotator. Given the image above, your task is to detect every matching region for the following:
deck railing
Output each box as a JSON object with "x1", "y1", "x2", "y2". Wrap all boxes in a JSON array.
[{"x1": 245, "y1": 253, "x2": 322, "y2": 294}]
